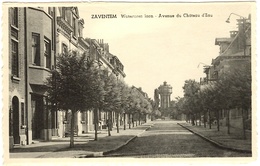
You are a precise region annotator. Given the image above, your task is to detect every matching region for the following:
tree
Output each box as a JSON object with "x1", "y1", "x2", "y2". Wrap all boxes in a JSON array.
[
  {"x1": 149, "y1": 90, "x2": 161, "y2": 121},
  {"x1": 199, "y1": 61, "x2": 251, "y2": 135},
  {"x1": 175, "y1": 97, "x2": 186, "y2": 120},
  {"x1": 102, "y1": 70, "x2": 121, "y2": 136},
  {"x1": 125, "y1": 87, "x2": 136, "y2": 128},
  {"x1": 47, "y1": 52, "x2": 90, "y2": 148},
  {"x1": 86, "y1": 64, "x2": 105, "y2": 141},
  {"x1": 118, "y1": 81, "x2": 130, "y2": 130},
  {"x1": 216, "y1": 62, "x2": 251, "y2": 138},
  {"x1": 182, "y1": 80, "x2": 201, "y2": 125}
]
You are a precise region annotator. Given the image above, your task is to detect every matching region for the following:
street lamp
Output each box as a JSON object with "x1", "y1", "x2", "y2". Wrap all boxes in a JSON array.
[{"x1": 225, "y1": 13, "x2": 245, "y2": 23}]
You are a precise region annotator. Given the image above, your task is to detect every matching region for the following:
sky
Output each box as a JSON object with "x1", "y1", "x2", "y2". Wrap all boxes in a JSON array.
[{"x1": 77, "y1": 2, "x2": 253, "y2": 100}]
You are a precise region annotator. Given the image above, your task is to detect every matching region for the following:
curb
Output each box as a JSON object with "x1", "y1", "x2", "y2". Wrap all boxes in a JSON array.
[
  {"x1": 177, "y1": 123, "x2": 251, "y2": 154},
  {"x1": 76, "y1": 124, "x2": 153, "y2": 158}
]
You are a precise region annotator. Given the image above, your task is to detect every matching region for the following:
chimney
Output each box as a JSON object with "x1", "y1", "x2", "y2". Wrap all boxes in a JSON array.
[{"x1": 105, "y1": 43, "x2": 109, "y2": 52}]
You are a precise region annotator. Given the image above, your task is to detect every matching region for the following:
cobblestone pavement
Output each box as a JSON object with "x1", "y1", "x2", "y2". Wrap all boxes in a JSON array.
[{"x1": 105, "y1": 120, "x2": 252, "y2": 157}]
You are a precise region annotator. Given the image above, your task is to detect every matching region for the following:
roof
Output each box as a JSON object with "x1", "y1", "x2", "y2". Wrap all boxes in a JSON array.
[{"x1": 215, "y1": 38, "x2": 232, "y2": 45}]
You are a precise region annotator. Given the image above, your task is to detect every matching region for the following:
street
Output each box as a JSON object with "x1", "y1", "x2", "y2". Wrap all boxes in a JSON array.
[{"x1": 105, "y1": 120, "x2": 251, "y2": 157}]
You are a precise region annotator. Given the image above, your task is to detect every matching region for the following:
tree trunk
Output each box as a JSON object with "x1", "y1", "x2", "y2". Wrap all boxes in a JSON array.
[
  {"x1": 191, "y1": 114, "x2": 195, "y2": 126},
  {"x1": 70, "y1": 110, "x2": 75, "y2": 148},
  {"x1": 136, "y1": 113, "x2": 138, "y2": 126},
  {"x1": 132, "y1": 114, "x2": 134, "y2": 128},
  {"x1": 94, "y1": 108, "x2": 98, "y2": 141},
  {"x1": 204, "y1": 110, "x2": 207, "y2": 128},
  {"x1": 195, "y1": 113, "x2": 198, "y2": 126},
  {"x1": 109, "y1": 111, "x2": 113, "y2": 131},
  {"x1": 139, "y1": 113, "x2": 141, "y2": 125},
  {"x1": 123, "y1": 113, "x2": 126, "y2": 130},
  {"x1": 242, "y1": 109, "x2": 246, "y2": 139},
  {"x1": 128, "y1": 113, "x2": 131, "y2": 129},
  {"x1": 116, "y1": 112, "x2": 119, "y2": 133},
  {"x1": 208, "y1": 109, "x2": 211, "y2": 129},
  {"x1": 107, "y1": 111, "x2": 111, "y2": 136},
  {"x1": 199, "y1": 112, "x2": 201, "y2": 126},
  {"x1": 217, "y1": 110, "x2": 220, "y2": 131},
  {"x1": 227, "y1": 109, "x2": 230, "y2": 134}
]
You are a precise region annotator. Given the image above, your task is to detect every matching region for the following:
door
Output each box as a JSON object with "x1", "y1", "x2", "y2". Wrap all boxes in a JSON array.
[
  {"x1": 12, "y1": 96, "x2": 20, "y2": 144},
  {"x1": 31, "y1": 95, "x2": 44, "y2": 139}
]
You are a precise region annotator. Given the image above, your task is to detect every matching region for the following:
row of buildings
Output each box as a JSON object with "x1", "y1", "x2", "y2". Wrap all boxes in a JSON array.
[
  {"x1": 200, "y1": 14, "x2": 251, "y2": 135},
  {"x1": 8, "y1": 7, "x2": 128, "y2": 148}
]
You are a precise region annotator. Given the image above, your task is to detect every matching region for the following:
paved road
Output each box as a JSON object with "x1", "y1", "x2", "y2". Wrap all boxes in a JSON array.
[{"x1": 105, "y1": 120, "x2": 251, "y2": 158}]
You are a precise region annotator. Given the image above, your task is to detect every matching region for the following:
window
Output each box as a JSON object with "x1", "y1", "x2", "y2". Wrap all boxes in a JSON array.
[
  {"x1": 48, "y1": 7, "x2": 54, "y2": 17},
  {"x1": 64, "y1": 8, "x2": 71, "y2": 25},
  {"x1": 65, "y1": 112, "x2": 68, "y2": 121},
  {"x1": 72, "y1": 50, "x2": 77, "y2": 56},
  {"x1": 10, "y1": 7, "x2": 18, "y2": 27},
  {"x1": 51, "y1": 110, "x2": 57, "y2": 129},
  {"x1": 72, "y1": 16, "x2": 77, "y2": 37},
  {"x1": 81, "y1": 112, "x2": 85, "y2": 121},
  {"x1": 32, "y1": 33, "x2": 40, "y2": 66},
  {"x1": 11, "y1": 40, "x2": 19, "y2": 77},
  {"x1": 44, "y1": 38, "x2": 51, "y2": 69},
  {"x1": 62, "y1": 43, "x2": 68, "y2": 55}
]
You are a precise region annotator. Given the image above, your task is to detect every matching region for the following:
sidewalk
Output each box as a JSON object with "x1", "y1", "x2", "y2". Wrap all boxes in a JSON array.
[
  {"x1": 178, "y1": 122, "x2": 252, "y2": 153},
  {"x1": 9, "y1": 122, "x2": 153, "y2": 158}
]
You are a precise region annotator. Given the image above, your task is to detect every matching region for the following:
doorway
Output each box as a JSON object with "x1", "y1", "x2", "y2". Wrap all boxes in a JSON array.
[
  {"x1": 12, "y1": 96, "x2": 20, "y2": 144},
  {"x1": 31, "y1": 95, "x2": 44, "y2": 139}
]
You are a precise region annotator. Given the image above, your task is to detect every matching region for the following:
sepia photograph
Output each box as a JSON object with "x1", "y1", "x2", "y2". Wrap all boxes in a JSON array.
[{"x1": 1, "y1": 0, "x2": 257, "y2": 164}]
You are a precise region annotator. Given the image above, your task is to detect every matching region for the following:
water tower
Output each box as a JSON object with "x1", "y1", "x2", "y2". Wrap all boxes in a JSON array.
[{"x1": 158, "y1": 81, "x2": 172, "y2": 109}]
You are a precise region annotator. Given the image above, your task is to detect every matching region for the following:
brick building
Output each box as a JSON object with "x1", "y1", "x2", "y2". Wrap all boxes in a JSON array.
[
  {"x1": 8, "y1": 7, "x2": 126, "y2": 148},
  {"x1": 9, "y1": 7, "x2": 57, "y2": 147}
]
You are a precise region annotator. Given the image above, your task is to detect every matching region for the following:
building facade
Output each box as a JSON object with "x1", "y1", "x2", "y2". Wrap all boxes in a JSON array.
[
  {"x1": 9, "y1": 7, "x2": 57, "y2": 147},
  {"x1": 200, "y1": 14, "x2": 251, "y2": 135},
  {"x1": 8, "y1": 7, "x2": 127, "y2": 148}
]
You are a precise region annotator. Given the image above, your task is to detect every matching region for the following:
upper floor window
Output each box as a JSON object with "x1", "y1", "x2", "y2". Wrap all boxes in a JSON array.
[
  {"x1": 72, "y1": 16, "x2": 77, "y2": 37},
  {"x1": 48, "y1": 7, "x2": 54, "y2": 17},
  {"x1": 32, "y1": 33, "x2": 40, "y2": 66},
  {"x1": 64, "y1": 8, "x2": 72, "y2": 25},
  {"x1": 11, "y1": 40, "x2": 19, "y2": 77},
  {"x1": 72, "y1": 50, "x2": 77, "y2": 56},
  {"x1": 44, "y1": 38, "x2": 51, "y2": 69},
  {"x1": 10, "y1": 7, "x2": 18, "y2": 27}
]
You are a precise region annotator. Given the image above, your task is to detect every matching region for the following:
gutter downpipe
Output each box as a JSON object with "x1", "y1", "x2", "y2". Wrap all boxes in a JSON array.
[{"x1": 24, "y1": 7, "x2": 29, "y2": 145}]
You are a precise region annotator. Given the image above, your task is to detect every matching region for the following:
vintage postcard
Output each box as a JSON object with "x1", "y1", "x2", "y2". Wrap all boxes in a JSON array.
[{"x1": 1, "y1": 0, "x2": 257, "y2": 165}]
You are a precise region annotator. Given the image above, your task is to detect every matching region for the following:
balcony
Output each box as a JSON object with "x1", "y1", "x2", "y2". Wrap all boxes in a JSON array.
[
  {"x1": 29, "y1": 65, "x2": 51, "y2": 85},
  {"x1": 57, "y1": 17, "x2": 73, "y2": 35}
]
